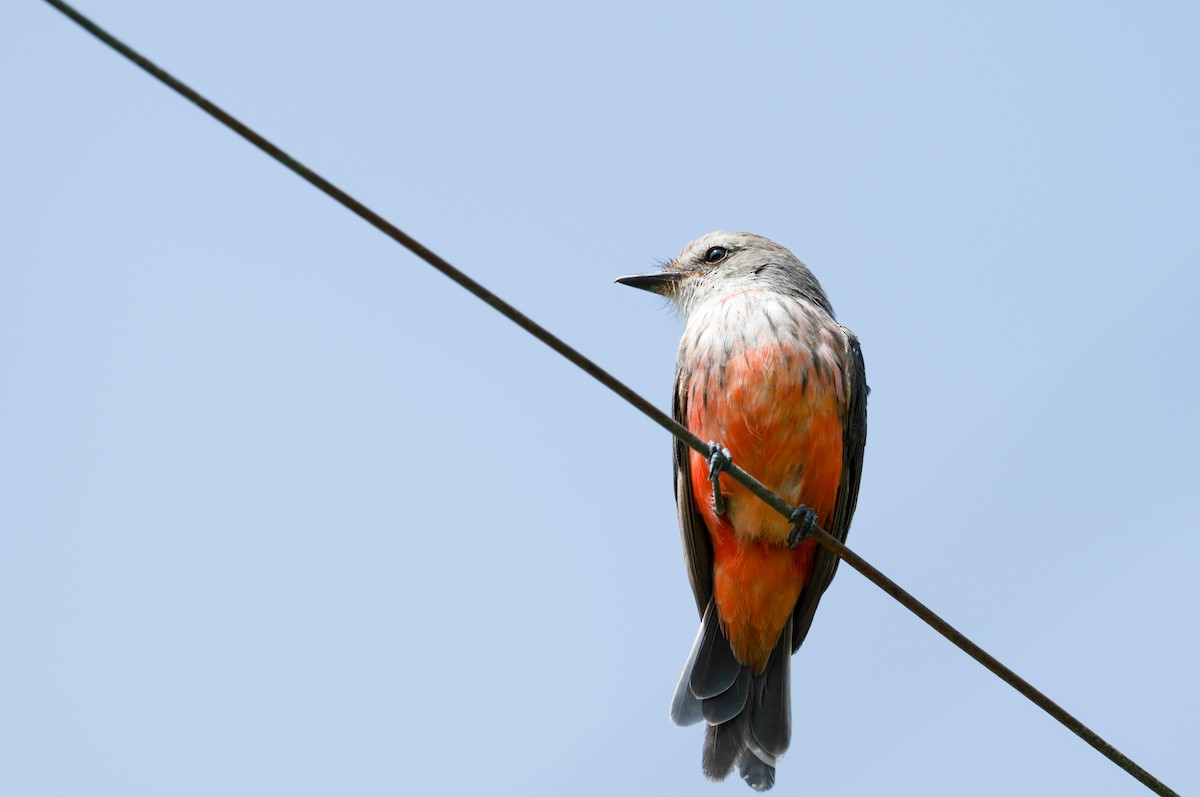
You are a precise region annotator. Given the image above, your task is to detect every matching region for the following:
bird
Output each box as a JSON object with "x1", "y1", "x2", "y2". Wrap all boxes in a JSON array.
[{"x1": 617, "y1": 231, "x2": 868, "y2": 791}]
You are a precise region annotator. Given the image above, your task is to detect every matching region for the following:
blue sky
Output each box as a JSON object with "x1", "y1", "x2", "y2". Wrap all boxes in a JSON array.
[{"x1": 2, "y1": 2, "x2": 1197, "y2": 795}]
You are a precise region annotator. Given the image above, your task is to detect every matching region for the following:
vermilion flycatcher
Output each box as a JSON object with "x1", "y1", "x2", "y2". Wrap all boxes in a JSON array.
[{"x1": 618, "y1": 232, "x2": 867, "y2": 791}]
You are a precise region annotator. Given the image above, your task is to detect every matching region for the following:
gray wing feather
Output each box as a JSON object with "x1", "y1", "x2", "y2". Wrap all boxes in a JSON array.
[
  {"x1": 673, "y1": 366, "x2": 715, "y2": 617},
  {"x1": 791, "y1": 329, "x2": 868, "y2": 652}
]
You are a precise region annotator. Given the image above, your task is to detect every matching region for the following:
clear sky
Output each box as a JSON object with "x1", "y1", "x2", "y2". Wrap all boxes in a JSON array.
[{"x1": 2, "y1": 2, "x2": 1197, "y2": 795}]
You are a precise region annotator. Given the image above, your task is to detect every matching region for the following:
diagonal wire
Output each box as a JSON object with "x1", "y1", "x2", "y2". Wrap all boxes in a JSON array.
[{"x1": 40, "y1": 2, "x2": 1178, "y2": 795}]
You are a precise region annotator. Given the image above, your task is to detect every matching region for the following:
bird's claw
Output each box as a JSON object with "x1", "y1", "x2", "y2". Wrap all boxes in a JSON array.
[
  {"x1": 706, "y1": 441, "x2": 732, "y2": 517},
  {"x1": 787, "y1": 505, "x2": 818, "y2": 548}
]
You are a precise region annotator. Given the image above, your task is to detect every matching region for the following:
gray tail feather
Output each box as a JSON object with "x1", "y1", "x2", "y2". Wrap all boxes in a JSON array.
[
  {"x1": 671, "y1": 600, "x2": 793, "y2": 791},
  {"x1": 737, "y1": 742, "x2": 777, "y2": 792}
]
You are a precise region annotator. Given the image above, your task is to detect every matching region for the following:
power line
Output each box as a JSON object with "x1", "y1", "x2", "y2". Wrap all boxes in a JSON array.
[{"x1": 40, "y1": 2, "x2": 1179, "y2": 795}]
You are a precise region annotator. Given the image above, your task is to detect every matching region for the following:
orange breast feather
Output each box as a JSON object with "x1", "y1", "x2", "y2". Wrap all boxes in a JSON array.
[{"x1": 686, "y1": 341, "x2": 844, "y2": 670}]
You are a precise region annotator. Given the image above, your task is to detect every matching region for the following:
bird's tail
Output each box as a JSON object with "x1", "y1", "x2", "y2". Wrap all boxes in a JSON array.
[{"x1": 670, "y1": 600, "x2": 792, "y2": 792}]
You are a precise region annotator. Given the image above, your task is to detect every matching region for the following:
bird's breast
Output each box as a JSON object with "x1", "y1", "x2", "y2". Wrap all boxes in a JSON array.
[
  {"x1": 678, "y1": 292, "x2": 848, "y2": 667},
  {"x1": 679, "y1": 291, "x2": 847, "y2": 542}
]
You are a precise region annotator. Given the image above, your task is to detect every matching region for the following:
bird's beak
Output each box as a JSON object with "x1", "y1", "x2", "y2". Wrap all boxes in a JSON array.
[{"x1": 615, "y1": 271, "x2": 684, "y2": 295}]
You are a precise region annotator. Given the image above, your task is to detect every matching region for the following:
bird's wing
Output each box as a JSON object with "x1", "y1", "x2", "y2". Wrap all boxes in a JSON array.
[
  {"x1": 791, "y1": 328, "x2": 868, "y2": 651},
  {"x1": 674, "y1": 365, "x2": 715, "y2": 618}
]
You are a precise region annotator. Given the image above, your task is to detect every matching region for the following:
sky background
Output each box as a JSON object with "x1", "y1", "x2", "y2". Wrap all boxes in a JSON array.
[{"x1": 2, "y1": 2, "x2": 1197, "y2": 795}]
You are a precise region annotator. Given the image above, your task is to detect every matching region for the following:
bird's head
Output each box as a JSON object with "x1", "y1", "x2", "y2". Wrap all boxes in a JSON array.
[{"x1": 616, "y1": 231, "x2": 832, "y2": 319}]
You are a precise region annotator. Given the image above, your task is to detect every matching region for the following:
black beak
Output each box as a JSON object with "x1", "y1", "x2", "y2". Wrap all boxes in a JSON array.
[{"x1": 614, "y1": 271, "x2": 684, "y2": 294}]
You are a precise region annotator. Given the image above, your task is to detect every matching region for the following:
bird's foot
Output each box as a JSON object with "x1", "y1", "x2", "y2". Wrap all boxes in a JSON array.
[
  {"x1": 787, "y1": 505, "x2": 818, "y2": 548},
  {"x1": 706, "y1": 441, "x2": 732, "y2": 517}
]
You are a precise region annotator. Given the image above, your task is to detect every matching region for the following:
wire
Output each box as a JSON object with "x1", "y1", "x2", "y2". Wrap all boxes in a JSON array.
[{"x1": 41, "y1": 2, "x2": 1179, "y2": 795}]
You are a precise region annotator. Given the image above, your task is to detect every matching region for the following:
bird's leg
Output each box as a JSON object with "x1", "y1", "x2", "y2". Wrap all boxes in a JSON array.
[
  {"x1": 706, "y1": 441, "x2": 732, "y2": 517},
  {"x1": 787, "y1": 505, "x2": 819, "y2": 548}
]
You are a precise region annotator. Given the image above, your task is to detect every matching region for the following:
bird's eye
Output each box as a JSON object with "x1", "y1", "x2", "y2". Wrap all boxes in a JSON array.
[{"x1": 704, "y1": 246, "x2": 729, "y2": 264}]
